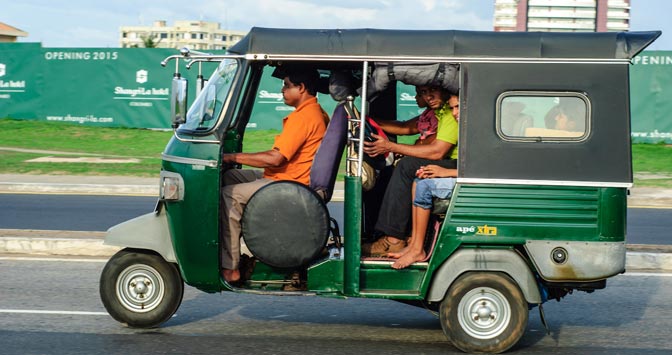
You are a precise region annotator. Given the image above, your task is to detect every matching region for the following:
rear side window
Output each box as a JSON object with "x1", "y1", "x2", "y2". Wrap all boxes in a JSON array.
[{"x1": 497, "y1": 92, "x2": 590, "y2": 142}]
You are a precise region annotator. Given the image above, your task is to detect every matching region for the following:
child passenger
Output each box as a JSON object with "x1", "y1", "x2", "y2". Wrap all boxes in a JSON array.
[{"x1": 372, "y1": 86, "x2": 438, "y2": 145}]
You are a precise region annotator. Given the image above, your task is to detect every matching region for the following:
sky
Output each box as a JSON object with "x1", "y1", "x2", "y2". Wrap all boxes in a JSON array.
[{"x1": 2, "y1": 0, "x2": 671, "y2": 50}]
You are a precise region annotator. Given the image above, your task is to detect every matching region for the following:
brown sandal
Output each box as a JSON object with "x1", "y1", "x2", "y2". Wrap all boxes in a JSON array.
[{"x1": 361, "y1": 236, "x2": 406, "y2": 257}]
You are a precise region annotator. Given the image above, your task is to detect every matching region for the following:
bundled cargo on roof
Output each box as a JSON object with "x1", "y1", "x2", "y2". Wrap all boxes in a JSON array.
[{"x1": 364, "y1": 62, "x2": 459, "y2": 99}]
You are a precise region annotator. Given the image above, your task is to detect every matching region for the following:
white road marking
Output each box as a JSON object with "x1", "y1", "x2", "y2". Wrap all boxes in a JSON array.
[
  {"x1": 621, "y1": 272, "x2": 672, "y2": 277},
  {"x1": 0, "y1": 309, "x2": 109, "y2": 316},
  {"x1": 628, "y1": 205, "x2": 672, "y2": 210},
  {"x1": 0, "y1": 256, "x2": 107, "y2": 263}
]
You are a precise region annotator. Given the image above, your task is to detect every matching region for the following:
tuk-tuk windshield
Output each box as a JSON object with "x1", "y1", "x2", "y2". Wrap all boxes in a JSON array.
[{"x1": 181, "y1": 59, "x2": 238, "y2": 131}]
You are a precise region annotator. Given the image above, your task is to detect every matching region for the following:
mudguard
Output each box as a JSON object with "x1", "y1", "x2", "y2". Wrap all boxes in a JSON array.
[
  {"x1": 427, "y1": 248, "x2": 541, "y2": 304},
  {"x1": 104, "y1": 210, "x2": 177, "y2": 263}
]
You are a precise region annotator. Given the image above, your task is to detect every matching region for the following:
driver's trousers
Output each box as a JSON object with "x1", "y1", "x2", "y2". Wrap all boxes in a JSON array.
[{"x1": 221, "y1": 169, "x2": 273, "y2": 270}]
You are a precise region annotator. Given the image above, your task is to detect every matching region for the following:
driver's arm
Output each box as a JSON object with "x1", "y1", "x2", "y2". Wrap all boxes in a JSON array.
[{"x1": 222, "y1": 149, "x2": 287, "y2": 168}]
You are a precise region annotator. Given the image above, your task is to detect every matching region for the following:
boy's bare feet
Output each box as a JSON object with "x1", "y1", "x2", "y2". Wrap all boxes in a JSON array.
[
  {"x1": 222, "y1": 268, "x2": 240, "y2": 283},
  {"x1": 387, "y1": 236, "x2": 413, "y2": 259},
  {"x1": 391, "y1": 250, "x2": 426, "y2": 269},
  {"x1": 387, "y1": 251, "x2": 404, "y2": 259}
]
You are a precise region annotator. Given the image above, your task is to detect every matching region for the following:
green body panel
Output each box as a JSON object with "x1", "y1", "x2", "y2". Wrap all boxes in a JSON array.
[
  {"x1": 248, "y1": 262, "x2": 293, "y2": 281},
  {"x1": 237, "y1": 183, "x2": 626, "y2": 299},
  {"x1": 359, "y1": 264, "x2": 427, "y2": 300},
  {"x1": 445, "y1": 184, "x2": 624, "y2": 242},
  {"x1": 598, "y1": 188, "x2": 628, "y2": 242},
  {"x1": 162, "y1": 135, "x2": 222, "y2": 292},
  {"x1": 343, "y1": 176, "x2": 362, "y2": 296},
  {"x1": 307, "y1": 259, "x2": 344, "y2": 294},
  {"x1": 245, "y1": 262, "x2": 295, "y2": 291},
  {"x1": 221, "y1": 129, "x2": 240, "y2": 154},
  {"x1": 417, "y1": 183, "x2": 627, "y2": 297}
]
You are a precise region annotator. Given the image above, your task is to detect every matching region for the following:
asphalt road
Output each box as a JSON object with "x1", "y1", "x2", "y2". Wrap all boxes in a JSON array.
[
  {"x1": 0, "y1": 257, "x2": 670, "y2": 354},
  {"x1": 0, "y1": 194, "x2": 670, "y2": 245}
]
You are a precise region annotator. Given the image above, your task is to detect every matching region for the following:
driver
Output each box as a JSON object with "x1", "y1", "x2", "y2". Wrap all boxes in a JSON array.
[{"x1": 220, "y1": 66, "x2": 329, "y2": 284}]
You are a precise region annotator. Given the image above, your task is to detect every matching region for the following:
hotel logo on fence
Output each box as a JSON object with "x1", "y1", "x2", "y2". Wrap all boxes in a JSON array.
[
  {"x1": 0, "y1": 63, "x2": 27, "y2": 100},
  {"x1": 257, "y1": 90, "x2": 293, "y2": 111},
  {"x1": 114, "y1": 68, "x2": 169, "y2": 107},
  {"x1": 136, "y1": 70, "x2": 148, "y2": 84}
]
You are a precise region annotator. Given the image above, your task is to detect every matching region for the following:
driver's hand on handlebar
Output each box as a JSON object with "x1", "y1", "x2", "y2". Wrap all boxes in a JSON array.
[
  {"x1": 222, "y1": 153, "x2": 237, "y2": 164},
  {"x1": 363, "y1": 133, "x2": 391, "y2": 157}
]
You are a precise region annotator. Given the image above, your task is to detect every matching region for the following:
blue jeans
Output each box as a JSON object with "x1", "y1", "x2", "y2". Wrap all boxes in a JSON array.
[{"x1": 413, "y1": 178, "x2": 457, "y2": 209}]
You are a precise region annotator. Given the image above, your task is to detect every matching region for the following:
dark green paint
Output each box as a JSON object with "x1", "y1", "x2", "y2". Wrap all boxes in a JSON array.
[
  {"x1": 343, "y1": 176, "x2": 362, "y2": 296},
  {"x1": 307, "y1": 259, "x2": 344, "y2": 294},
  {"x1": 162, "y1": 135, "x2": 221, "y2": 292}
]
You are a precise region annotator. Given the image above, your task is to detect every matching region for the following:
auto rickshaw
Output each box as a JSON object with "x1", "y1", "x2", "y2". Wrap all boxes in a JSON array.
[{"x1": 99, "y1": 28, "x2": 660, "y2": 353}]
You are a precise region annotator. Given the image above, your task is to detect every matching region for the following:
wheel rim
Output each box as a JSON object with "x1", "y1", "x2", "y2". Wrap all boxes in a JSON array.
[
  {"x1": 457, "y1": 287, "x2": 511, "y2": 340},
  {"x1": 115, "y1": 264, "x2": 165, "y2": 313}
]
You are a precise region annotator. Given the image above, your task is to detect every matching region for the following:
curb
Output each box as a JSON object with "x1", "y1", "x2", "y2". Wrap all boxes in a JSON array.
[
  {"x1": 0, "y1": 230, "x2": 670, "y2": 271},
  {"x1": 0, "y1": 182, "x2": 159, "y2": 196},
  {"x1": 626, "y1": 252, "x2": 672, "y2": 271},
  {"x1": 0, "y1": 236, "x2": 121, "y2": 257},
  {"x1": 0, "y1": 230, "x2": 120, "y2": 257},
  {"x1": 0, "y1": 182, "x2": 342, "y2": 200}
]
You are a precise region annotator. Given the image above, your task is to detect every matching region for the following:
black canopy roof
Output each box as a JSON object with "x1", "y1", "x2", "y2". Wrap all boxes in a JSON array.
[{"x1": 229, "y1": 27, "x2": 660, "y2": 60}]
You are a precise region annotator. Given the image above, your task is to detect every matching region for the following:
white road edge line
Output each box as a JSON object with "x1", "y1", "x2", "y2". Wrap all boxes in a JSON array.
[
  {"x1": 622, "y1": 272, "x2": 672, "y2": 277},
  {"x1": 0, "y1": 309, "x2": 109, "y2": 316},
  {"x1": 0, "y1": 257, "x2": 108, "y2": 263}
]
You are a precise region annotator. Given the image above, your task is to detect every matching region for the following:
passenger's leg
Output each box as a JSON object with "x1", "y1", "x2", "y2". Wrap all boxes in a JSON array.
[
  {"x1": 374, "y1": 158, "x2": 455, "y2": 235},
  {"x1": 388, "y1": 179, "x2": 419, "y2": 258},
  {"x1": 373, "y1": 157, "x2": 426, "y2": 238},
  {"x1": 391, "y1": 179, "x2": 435, "y2": 268},
  {"x1": 362, "y1": 159, "x2": 407, "y2": 257},
  {"x1": 392, "y1": 207, "x2": 430, "y2": 269},
  {"x1": 362, "y1": 164, "x2": 394, "y2": 239},
  {"x1": 387, "y1": 181, "x2": 417, "y2": 259},
  {"x1": 364, "y1": 158, "x2": 455, "y2": 256},
  {"x1": 221, "y1": 174, "x2": 272, "y2": 283}
]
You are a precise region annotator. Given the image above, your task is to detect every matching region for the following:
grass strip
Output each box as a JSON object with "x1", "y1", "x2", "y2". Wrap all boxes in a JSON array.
[{"x1": 1, "y1": 118, "x2": 670, "y2": 187}]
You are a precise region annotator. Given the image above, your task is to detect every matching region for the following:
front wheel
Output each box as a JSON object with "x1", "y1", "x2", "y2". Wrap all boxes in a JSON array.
[
  {"x1": 100, "y1": 249, "x2": 184, "y2": 328},
  {"x1": 440, "y1": 272, "x2": 528, "y2": 354}
]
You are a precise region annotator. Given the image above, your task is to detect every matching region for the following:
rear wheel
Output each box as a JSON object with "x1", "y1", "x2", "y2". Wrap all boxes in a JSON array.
[
  {"x1": 100, "y1": 249, "x2": 184, "y2": 328},
  {"x1": 440, "y1": 272, "x2": 528, "y2": 354}
]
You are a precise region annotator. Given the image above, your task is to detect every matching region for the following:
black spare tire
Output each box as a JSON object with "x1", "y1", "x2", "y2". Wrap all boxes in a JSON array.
[{"x1": 241, "y1": 181, "x2": 330, "y2": 268}]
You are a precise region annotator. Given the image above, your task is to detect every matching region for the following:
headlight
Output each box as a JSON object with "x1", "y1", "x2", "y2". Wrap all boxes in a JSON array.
[{"x1": 160, "y1": 172, "x2": 184, "y2": 201}]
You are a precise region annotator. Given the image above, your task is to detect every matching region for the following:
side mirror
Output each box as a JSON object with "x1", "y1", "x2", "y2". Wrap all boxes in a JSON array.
[{"x1": 170, "y1": 75, "x2": 188, "y2": 129}]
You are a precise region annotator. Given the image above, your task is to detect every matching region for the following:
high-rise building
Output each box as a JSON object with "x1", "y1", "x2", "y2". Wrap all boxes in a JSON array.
[
  {"x1": 494, "y1": 0, "x2": 630, "y2": 32},
  {"x1": 119, "y1": 20, "x2": 247, "y2": 50}
]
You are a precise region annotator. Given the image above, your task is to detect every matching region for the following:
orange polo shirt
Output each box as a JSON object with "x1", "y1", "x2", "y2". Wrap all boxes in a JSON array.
[{"x1": 263, "y1": 97, "x2": 329, "y2": 185}]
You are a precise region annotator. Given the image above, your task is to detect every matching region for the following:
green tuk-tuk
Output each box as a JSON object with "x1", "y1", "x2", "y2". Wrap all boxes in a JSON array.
[{"x1": 99, "y1": 28, "x2": 660, "y2": 353}]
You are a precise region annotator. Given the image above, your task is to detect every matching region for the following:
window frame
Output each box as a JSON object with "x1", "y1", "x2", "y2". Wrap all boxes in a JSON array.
[
  {"x1": 495, "y1": 91, "x2": 592, "y2": 143},
  {"x1": 176, "y1": 58, "x2": 241, "y2": 135}
]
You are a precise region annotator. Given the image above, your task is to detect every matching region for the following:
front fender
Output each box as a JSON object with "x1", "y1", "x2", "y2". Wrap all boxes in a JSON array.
[
  {"x1": 427, "y1": 248, "x2": 541, "y2": 304},
  {"x1": 104, "y1": 210, "x2": 177, "y2": 263}
]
